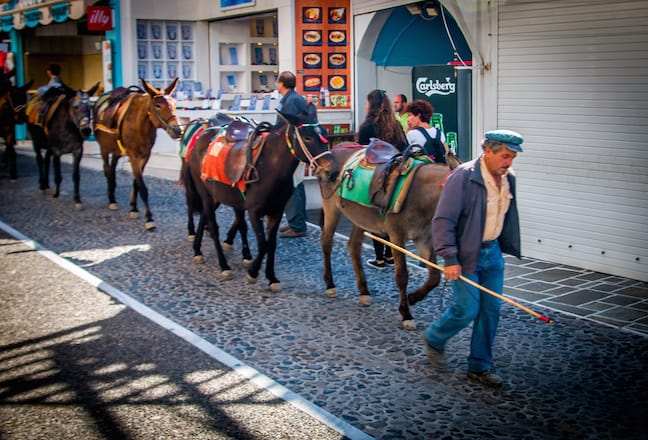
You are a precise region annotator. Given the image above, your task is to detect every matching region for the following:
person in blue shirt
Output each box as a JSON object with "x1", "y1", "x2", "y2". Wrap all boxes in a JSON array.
[{"x1": 275, "y1": 71, "x2": 309, "y2": 238}]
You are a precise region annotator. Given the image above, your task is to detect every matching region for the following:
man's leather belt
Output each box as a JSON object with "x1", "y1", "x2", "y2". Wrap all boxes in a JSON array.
[{"x1": 481, "y1": 240, "x2": 495, "y2": 248}]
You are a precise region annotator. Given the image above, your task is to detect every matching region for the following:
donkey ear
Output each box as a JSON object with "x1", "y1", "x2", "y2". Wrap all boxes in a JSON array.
[
  {"x1": 87, "y1": 81, "x2": 101, "y2": 96},
  {"x1": 20, "y1": 80, "x2": 34, "y2": 91},
  {"x1": 164, "y1": 77, "x2": 179, "y2": 96},
  {"x1": 141, "y1": 77, "x2": 157, "y2": 96}
]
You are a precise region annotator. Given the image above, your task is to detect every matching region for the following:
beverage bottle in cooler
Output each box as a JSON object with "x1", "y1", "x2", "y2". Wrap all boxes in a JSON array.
[
  {"x1": 431, "y1": 113, "x2": 444, "y2": 135},
  {"x1": 447, "y1": 132, "x2": 458, "y2": 154}
]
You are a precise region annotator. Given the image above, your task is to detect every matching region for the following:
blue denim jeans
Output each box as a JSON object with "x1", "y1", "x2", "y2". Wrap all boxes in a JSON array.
[
  {"x1": 284, "y1": 182, "x2": 307, "y2": 233},
  {"x1": 424, "y1": 241, "x2": 505, "y2": 372}
]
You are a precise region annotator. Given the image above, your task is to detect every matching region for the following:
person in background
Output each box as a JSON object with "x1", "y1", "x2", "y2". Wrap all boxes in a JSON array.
[
  {"x1": 422, "y1": 129, "x2": 524, "y2": 388},
  {"x1": 275, "y1": 71, "x2": 309, "y2": 238},
  {"x1": 393, "y1": 93, "x2": 409, "y2": 132},
  {"x1": 38, "y1": 63, "x2": 62, "y2": 95},
  {"x1": 37, "y1": 63, "x2": 63, "y2": 125},
  {"x1": 405, "y1": 99, "x2": 449, "y2": 164},
  {"x1": 357, "y1": 89, "x2": 407, "y2": 270}
]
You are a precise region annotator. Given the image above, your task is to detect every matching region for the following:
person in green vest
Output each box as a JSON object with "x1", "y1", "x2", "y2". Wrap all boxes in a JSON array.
[{"x1": 393, "y1": 93, "x2": 409, "y2": 132}]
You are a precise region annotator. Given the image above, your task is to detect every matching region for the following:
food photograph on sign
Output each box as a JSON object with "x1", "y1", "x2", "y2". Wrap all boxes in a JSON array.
[
  {"x1": 302, "y1": 29, "x2": 322, "y2": 46},
  {"x1": 328, "y1": 30, "x2": 346, "y2": 46},
  {"x1": 302, "y1": 7, "x2": 322, "y2": 23},
  {"x1": 328, "y1": 52, "x2": 346, "y2": 69},
  {"x1": 303, "y1": 75, "x2": 322, "y2": 91},
  {"x1": 328, "y1": 74, "x2": 347, "y2": 91},
  {"x1": 303, "y1": 52, "x2": 322, "y2": 69},
  {"x1": 328, "y1": 7, "x2": 346, "y2": 24}
]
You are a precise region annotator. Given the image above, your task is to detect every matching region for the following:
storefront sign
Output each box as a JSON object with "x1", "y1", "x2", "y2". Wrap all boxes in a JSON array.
[
  {"x1": 412, "y1": 65, "x2": 459, "y2": 148},
  {"x1": 87, "y1": 5, "x2": 112, "y2": 30},
  {"x1": 294, "y1": 0, "x2": 351, "y2": 109}
]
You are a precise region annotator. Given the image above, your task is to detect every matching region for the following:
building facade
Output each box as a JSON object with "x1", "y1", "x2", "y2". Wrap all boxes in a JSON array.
[{"x1": 2, "y1": 0, "x2": 646, "y2": 281}]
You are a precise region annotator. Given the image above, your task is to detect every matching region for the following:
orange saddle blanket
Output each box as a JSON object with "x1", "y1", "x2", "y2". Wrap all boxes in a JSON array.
[{"x1": 200, "y1": 134, "x2": 246, "y2": 192}]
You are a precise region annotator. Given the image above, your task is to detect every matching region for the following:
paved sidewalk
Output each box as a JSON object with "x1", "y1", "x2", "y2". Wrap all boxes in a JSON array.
[{"x1": 2, "y1": 147, "x2": 647, "y2": 439}]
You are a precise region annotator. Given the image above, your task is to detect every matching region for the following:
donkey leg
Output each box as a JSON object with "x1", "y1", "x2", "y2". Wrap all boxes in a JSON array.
[
  {"x1": 348, "y1": 225, "x2": 372, "y2": 305},
  {"x1": 389, "y1": 234, "x2": 417, "y2": 330},
  {"x1": 130, "y1": 169, "x2": 155, "y2": 231},
  {"x1": 408, "y1": 238, "x2": 441, "y2": 306},
  {"x1": 104, "y1": 154, "x2": 119, "y2": 210},
  {"x1": 129, "y1": 178, "x2": 139, "y2": 217},
  {"x1": 52, "y1": 154, "x2": 62, "y2": 199},
  {"x1": 71, "y1": 149, "x2": 83, "y2": 210},
  {"x1": 204, "y1": 205, "x2": 232, "y2": 278},
  {"x1": 230, "y1": 208, "x2": 252, "y2": 266},
  {"x1": 262, "y1": 212, "x2": 282, "y2": 292},
  {"x1": 320, "y1": 206, "x2": 341, "y2": 298},
  {"x1": 5, "y1": 135, "x2": 17, "y2": 181},
  {"x1": 192, "y1": 212, "x2": 206, "y2": 264},
  {"x1": 34, "y1": 146, "x2": 48, "y2": 191},
  {"x1": 43, "y1": 150, "x2": 52, "y2": 192}
]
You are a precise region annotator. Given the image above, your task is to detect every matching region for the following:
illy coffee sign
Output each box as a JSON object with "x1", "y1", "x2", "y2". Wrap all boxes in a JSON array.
[{"x1": 87, "y1": 6, "x2": 113, "y2": 31}]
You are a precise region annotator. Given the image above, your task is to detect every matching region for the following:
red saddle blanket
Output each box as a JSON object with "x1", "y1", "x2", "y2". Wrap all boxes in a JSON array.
[{"x1": 200, "y1": 134, "x2": 245, "y2": 191}]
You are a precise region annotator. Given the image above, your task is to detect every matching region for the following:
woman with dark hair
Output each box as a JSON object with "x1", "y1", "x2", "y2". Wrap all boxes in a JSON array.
[{"x1": 356, "y1": 89, "x2": 407, "y2": 270}]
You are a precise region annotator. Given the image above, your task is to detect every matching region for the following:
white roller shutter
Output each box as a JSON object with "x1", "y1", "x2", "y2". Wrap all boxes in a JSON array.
[{"x1": 496, "y1": 0, "x2": 648, "y2": 281}]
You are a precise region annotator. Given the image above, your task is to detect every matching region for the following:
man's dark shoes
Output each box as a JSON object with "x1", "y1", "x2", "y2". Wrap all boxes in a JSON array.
[
  {"x1": 385, "y1": 257, "x2": 395, "y2": 266},
  {"x1": 279, "y1": 227, "x2": 306, "y2": 238},
  {"x1": 467, "y1": 370, "x2": 503, "y2": 388},
  {"x1": 421, "y1": 333, "x2": 448, "y2": 371},
  {"x1": 279, "y1": 225, "x2": 290, "y2": 233}
]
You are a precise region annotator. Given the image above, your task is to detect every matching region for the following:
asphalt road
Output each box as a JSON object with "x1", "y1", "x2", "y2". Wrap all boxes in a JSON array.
[{"x1": 1, "y1": 152, "x2": 647, "y2": 439}]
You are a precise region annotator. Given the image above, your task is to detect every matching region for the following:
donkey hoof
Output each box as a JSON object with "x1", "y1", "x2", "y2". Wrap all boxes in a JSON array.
[
  {"x1": 242, "y1": 259, "x2": 252, "y2": 268},
  {"x1": 269, "y1": 282, "x2": 282, "y2": 293},
  {"x1": 74, "y1": 203, "x2": 84, "y2": 211},
  {"x1": 359, "y1": 295, "x2": 372, "y2": 306},
  {"x1": 193, "y1": 255, "x2": 204, "y2": 264},
  {"x1": 246, "y1": 274, "x2": 257, "y2": 284},
  {"x1": 402, "y1": 319, "x2": 417, "y2": 331},
  {"x1": 222, "y1": 242, "x2": 233, "y2": 252},
  {"x1": 108, "y1": 203, "x2": 118, "y2": 210},
  {"x1": 129, "y1": 211, "x2": 138, "y2": 219},
  {"x1": 145, "y1": 221, "x2": 156, "y2": 231},
  {"x1": 326, "y1": 287, "x2": 338, "y2": 298},
  {"x1": 221, "y1": 269, "x2": 232, "y2": 280},
  {"x1": 187, "y1": 234, "x2": 195, "y2": 242}
]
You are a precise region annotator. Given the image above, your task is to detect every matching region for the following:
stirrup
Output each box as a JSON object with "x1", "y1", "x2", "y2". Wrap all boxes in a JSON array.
[{"x1": 244, "y1": 166, "x2": 259, "y2": 184}]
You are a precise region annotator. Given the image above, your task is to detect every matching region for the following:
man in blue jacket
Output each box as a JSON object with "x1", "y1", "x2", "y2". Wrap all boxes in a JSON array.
[
  {"x1": 422, "y1": 129, "x2": 523, "y2": 388},
  {"x1": 274, "y1": 71, "x2": 309, "y2": 238}
]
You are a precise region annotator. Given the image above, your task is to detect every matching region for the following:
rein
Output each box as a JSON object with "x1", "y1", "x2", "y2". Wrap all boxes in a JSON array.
[{"x1": 7, "y1": 90, "x2": 27, "y2": 115}]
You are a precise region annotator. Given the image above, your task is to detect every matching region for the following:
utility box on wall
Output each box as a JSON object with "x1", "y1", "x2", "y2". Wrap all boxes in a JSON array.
[{"x1": 412, "y1": 65, "x2": 471, "y2": 162}]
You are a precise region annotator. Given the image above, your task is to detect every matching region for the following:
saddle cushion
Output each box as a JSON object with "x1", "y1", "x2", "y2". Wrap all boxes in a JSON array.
[
  {"x1": 200, "y1": 134, "x2": 246, "y2": 192},
  {"x1": 338, "y1": 149, "x2": 428, "y2": 214},
  {"x1": 179, "y1": 119, "x2": 208, "y2": 160}
]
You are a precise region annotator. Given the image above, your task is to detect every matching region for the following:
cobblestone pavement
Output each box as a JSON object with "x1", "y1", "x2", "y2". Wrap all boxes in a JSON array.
[{"x1": 1, "y1": 152, "x2": 647, "y2": 439}]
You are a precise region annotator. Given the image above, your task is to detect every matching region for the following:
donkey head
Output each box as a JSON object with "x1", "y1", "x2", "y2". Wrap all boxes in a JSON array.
[
  {"x1": 277, "y1": 108, "x2": 339, "y2": 182},
  {"x1": 141, "y1": 77, "x2": 183, "y2": 139},
  {"x1": 68, "y1": 82, "x2": 100, "y2": 139}
]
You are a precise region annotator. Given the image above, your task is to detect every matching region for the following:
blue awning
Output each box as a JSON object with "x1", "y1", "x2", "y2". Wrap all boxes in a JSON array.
[{"x1": 371, "y1": 5, "x2": 471, "y2": 66}]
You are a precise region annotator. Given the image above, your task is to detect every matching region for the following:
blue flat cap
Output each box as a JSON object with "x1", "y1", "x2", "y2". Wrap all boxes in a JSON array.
[{"x1": 484, "y1": 129, "x2": 523, "y2": 152}]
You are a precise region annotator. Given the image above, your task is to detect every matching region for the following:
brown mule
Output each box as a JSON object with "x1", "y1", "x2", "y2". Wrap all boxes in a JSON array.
[
  {"x1": 93, "y1": 78, "x2": 183, "y2": 230},
  {"x1": 319, "y1": 143, "x2": 459, "y2": 330}
]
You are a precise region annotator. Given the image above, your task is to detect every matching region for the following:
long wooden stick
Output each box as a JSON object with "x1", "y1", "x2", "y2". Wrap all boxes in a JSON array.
[{"x1": 364, "y1": 232, "x2": 554, "y2": 324}]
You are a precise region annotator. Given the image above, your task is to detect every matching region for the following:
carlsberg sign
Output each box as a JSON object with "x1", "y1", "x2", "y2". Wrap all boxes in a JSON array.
[{"x1": 415, "y1": 76, "x2": 456, "y2": 97}]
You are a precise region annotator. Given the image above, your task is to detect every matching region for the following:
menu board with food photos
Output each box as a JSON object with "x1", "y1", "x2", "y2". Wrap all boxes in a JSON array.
[{"x1": 295, "y1": 0, "x2": 350, "y2": 108}]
